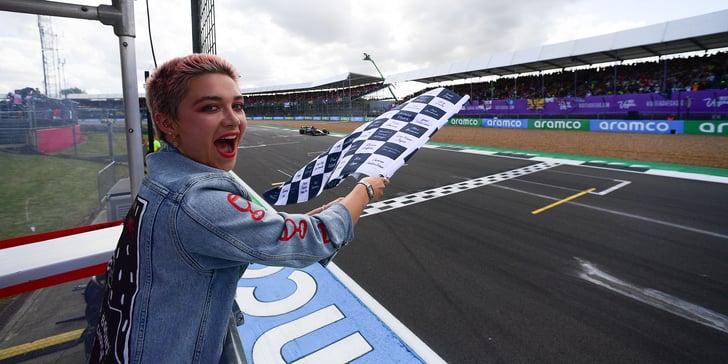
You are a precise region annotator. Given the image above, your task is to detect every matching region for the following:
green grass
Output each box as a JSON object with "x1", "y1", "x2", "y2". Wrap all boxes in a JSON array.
[
  {"x1": 54, "y1": 130, "x2": 129, "y2": 159},
  {"x1": 0, "y1": 131, "x2": 132, "y2": 241}
]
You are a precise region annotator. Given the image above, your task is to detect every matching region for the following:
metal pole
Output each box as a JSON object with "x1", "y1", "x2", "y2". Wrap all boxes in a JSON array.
[
  {"x1": 191, "y1": 0, "x2": 201, "y2": 53},
  {"x1": 363, "y1": 53, "x2": 398, "y2": 102},
  {"x1": 145, "y1": 71, "x2": 154, "y2": 154},
  {"x1": 108, "y1": 120, "x2": 115, "y2": 160},
  {"x1": 37, "y1": 16, "x2": 50, "y2": 96},
  {"x1": 101, "y1": 0, "x2": 143, "y2": 199},
  {"x1": 118, "y1": 34, "x2": 143, "y2": 197},
  {"x1": 0, "y1": 0, "x2": 100, "y2": 20}
]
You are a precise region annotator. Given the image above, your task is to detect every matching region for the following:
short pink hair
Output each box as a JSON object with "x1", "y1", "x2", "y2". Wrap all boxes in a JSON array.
[{"x1": 145, "y1": 54, "x2": 240, "y2": 141}]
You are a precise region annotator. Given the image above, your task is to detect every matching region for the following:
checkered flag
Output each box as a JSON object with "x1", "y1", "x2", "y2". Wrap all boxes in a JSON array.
[{"x1": 263, "y1": 87, "x2": 470, "y2": 205}]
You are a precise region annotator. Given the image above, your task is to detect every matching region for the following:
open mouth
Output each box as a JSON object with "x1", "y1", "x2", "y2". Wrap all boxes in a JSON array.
[{"x1": 214, "y1": 133, "x2": 238, "y2": 158}]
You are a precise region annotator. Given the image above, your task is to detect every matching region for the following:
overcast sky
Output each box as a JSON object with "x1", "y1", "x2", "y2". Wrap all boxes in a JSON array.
[{"x1": 0, "y1": 0, "x2": 726, "y2": 97}]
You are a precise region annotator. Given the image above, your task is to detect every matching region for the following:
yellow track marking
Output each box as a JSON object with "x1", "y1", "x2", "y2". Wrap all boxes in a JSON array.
[
  {"x1": 0, "y1": 328, "x2": 84, "y2": 360},
  {"x1": 532, "y1": 188, "x2": 596, "y2": 215}
]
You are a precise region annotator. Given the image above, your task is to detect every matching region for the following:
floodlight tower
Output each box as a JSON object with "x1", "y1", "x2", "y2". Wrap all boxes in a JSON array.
[
  {"x1": 363, "y1": 52, "x2": 398, "y2": 102},
  {"x1": 37, "y1": 15, "x2": 61, "y2": 98}
]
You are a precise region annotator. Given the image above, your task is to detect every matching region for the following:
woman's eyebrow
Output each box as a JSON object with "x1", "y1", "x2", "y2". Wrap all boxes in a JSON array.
[
  {"x1": 192, "y1": 95, "x2": 244, "y2": 105},
  {"x1": 192, "y1": 95, "x2": 221, "y2": 105}
]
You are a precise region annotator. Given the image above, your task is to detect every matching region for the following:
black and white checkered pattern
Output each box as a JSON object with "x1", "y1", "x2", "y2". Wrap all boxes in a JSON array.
[
  {"x1": 360, "y1": 161, "x2": 560, "y2": 216},
  {"x1": 263, "y1": 87, "x2": 470, "y2": 205}
]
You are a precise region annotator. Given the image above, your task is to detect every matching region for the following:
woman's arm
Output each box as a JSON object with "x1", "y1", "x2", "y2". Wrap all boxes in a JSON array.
[
  {"x1": 339, "y1": 176, "x2": 389, "y2": 225},
  {"x1": 307, "y1": 176, "x2": 389, "y2": 224}
]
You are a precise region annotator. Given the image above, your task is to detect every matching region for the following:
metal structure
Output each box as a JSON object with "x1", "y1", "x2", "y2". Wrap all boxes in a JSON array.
[
  {"x1": 363, "y1": 52, "x2": 398, "y2": 102},
  {"x1": 191, "y1": 0, "x2": 216, "y2": 54},
  {"x1": 0, "y1": 0, "x2": 144, "y2": 198},
  {"x1": 243, "y1": 72, "x2": 382, "y2": 94},
  {"x1": 37, "y1": 15, "x2": 63, "y2": 98}
]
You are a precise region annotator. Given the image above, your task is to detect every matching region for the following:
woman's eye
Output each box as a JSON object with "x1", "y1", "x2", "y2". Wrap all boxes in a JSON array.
[
  {"x1": 233, "y1": 103, "x2": 245, "y2": 111},
  {"x1": 201, "y1": 104, "x2": 219, "y2": 112}
]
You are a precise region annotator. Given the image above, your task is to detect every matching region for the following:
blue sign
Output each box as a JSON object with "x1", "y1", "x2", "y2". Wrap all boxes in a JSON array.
[
  {"x1": 481, "y1": 118, "x2": 529, "y2": 129},
  {"x1": 589, "y1": 119, "x2": 684, "y2": 134},
  {"x1": 236, "y1": 263, "x2": 428, "y2": 363}
]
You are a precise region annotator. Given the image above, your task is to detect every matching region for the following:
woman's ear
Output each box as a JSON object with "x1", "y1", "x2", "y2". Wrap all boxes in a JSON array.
[{"x1": 155, "y1": 113, "x2": 175, "y2": 136}]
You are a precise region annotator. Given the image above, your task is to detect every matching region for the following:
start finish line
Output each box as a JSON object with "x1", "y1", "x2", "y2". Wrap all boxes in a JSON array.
[{"x1": 236, "y1": 263, "x2": 442, "y2": 363}]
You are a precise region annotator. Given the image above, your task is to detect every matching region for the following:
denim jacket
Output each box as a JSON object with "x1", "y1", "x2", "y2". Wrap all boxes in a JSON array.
[{"x1": 90, "y1": 144, "x2": 354, "y2": 363}]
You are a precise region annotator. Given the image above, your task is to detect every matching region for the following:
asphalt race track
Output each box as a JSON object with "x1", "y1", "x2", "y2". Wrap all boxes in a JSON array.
[
  {"x1": 235, "y1": 125, "x2": 728, "y2": 363},
  {"x1": 3, "y1": 124, "x2": 726, "y2": 363}
]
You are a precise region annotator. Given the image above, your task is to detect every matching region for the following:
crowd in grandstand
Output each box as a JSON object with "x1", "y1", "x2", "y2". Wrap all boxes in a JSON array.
[
  {"x1": 4, "y1": 51, "x2": 726, "y2": 120},
  {"x1": 450, "y1": 51, "x2": 728, "y2": 102},
  {"x1": 2, "y1": 87, "x2": 44, "y2": 111},
  {"x1": 244, "y1": 51, "x2": 728, "y2": 114},
  {"x1": 244, "y1": 83, "x2": 383, "y2": 109},
  {"x1": 1, "y1": 87, "x2": 77, "y2": 124}
]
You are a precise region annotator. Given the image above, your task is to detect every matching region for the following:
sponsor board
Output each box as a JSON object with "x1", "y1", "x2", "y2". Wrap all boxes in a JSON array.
[
  {"x1": 529, "y1": 119, "x2": 590, "y2": 131},
  {"x1": 591, "y1": 119, "x2": 683, "y2": 134},
  {"x1": 684, "y1": 120, "x2": 728, "y2": 136},
  {"x1": 251, "y1": 116, "x2": 725, "y2": 137},
  {"x1": 448, "y1": 117, "x2": 481, "y2": 127},
  {"x1": 236, "y1": 263, "x2": 429, "y2": 363},
  {"x1": 482, "y1": 118, "x2": 528, "y2": 129}
]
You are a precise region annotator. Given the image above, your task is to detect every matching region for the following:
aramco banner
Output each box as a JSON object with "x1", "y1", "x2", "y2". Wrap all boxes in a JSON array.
[{"x1": 449, "y1": 118, "x2": 728, "y2": 136}]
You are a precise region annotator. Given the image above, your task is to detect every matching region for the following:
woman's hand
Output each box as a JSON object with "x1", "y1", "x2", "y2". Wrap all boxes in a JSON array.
[{"x1": 358, "y1": 175, "x2": 389, "y2": 201}]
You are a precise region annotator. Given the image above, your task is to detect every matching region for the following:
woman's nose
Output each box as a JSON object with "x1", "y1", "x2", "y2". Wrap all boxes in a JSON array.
[{"x1": 223, "y1": 107, "x2": 242, "y2": 126}]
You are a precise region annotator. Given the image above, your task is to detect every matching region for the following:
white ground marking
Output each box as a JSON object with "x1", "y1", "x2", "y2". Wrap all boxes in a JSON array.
[
  {"x1": 492, "y1": 184, "x2": 728, "y2": 240},
  {"x1": 576, "y1": 257, "x2": 728, "y2": 334}
]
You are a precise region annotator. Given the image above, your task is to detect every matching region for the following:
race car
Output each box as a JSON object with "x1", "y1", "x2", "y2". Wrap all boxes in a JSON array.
[{"x1": 299, "y1": 125, "x2": 330, "y2": 136}]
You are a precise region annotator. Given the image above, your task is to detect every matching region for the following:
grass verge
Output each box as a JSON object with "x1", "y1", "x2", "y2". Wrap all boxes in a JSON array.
[{"x1": 0, "y1": 131, "x2": 131, "y2": 241}]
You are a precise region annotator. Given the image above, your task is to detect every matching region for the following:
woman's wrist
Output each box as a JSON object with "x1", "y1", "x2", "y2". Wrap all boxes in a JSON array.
[{"x1": 356, "y1": 180, "x2": 375, "y2": 201}]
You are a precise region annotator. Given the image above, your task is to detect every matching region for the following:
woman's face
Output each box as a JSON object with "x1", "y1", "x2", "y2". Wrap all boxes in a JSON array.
[{"x1": 169, "y1": 73, "x2": 247, "y2": 171}]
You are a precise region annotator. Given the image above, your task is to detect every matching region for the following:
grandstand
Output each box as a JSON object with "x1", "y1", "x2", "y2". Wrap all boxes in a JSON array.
[{"x1": 242, "y1": 10, "x2": 728, "y2": 120}]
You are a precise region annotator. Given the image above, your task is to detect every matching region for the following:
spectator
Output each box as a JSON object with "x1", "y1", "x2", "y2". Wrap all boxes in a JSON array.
[{"x1": 89, "y1": 54, "x2": 389, "y2": 363}]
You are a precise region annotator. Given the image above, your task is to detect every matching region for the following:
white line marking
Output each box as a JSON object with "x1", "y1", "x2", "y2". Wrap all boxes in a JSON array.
[
  {"x1": 645, "y1": 169, "x2": 728, "y2": 184},
  {"x1": 327, "y1": 263, "x2": 447, "y2": 364},
  {"x1": 510, "y1": 177, "x2": 629, "y2": 196},
  {"x1": 537, "y1": 170, "x2": 631, "y2": 196},
  {"x1": 493, "y1": 184, "x2": 728, "y2": 240},
  {"x1": 361, "y1": 162, "x2": 560, "y2": 216},
  {"x1": 593, "y1": 179, "x2": 630, "y2": 196},
  {"x1": 576, "y1": 257, "x2": 728, "y2": 334},
  {"x1": 240, "y1": 141, "x2": 299, "y2": 149}
]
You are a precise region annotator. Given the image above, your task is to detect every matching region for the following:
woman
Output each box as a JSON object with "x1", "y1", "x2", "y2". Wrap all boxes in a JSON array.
[{"x1": 90, "y1": 54, "x2": 388, "y2": 363}]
